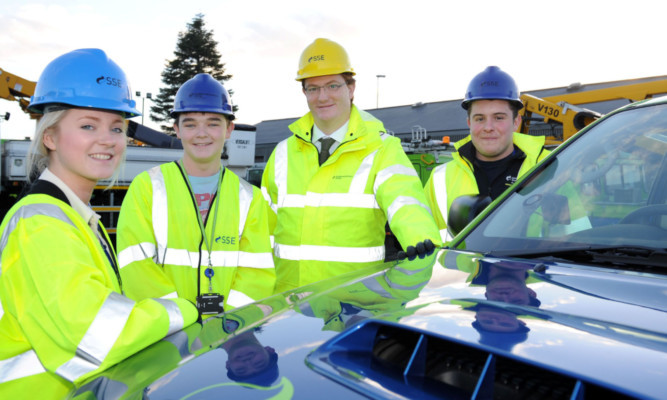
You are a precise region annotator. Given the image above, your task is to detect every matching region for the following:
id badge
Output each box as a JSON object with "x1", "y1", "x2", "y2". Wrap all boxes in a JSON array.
[{"x1": 196, "y1": 293, "x2": 224, "y2": 315}]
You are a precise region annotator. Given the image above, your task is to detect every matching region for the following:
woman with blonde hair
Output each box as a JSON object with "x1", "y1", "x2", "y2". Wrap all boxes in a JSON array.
[{"x1": 0, "y1": 49, "x2": 198, "y2": 397}]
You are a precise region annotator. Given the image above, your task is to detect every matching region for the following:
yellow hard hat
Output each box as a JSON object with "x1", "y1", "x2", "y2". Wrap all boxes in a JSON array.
[{"x1": 295, "y1": 38, "x2": 355, "y2": 81}]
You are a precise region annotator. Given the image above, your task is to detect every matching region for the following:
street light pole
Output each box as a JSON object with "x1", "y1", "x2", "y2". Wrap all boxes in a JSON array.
[
  {"x1": 376, "y1": 75, "x2": 386, "y2": 109},
  {"x1": 135, "y1": 91, "x2": 152, "y2": 125}
]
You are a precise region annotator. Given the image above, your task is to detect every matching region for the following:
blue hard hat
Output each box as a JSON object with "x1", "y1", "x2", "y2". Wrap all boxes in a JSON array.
[
  {"x1": 461, "y1": 66, "x2": 523, "y2": 110},
  {"x1": 170, "y1": 73, "x2": 235, "y2": 120},
  {"x1": 226, "y1": 351, "x2": 279, "y2": 387},
  {"x1": 28, "y1": 48, "x2": 140, "y2": 117}
]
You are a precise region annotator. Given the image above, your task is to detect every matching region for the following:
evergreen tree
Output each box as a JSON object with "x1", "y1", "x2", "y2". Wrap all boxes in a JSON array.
[{"x1": 150, "y1": 13, "x2": 235, "y2": 133}]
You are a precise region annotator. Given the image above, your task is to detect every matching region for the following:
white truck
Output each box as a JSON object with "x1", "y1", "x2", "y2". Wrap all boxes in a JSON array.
[{"x1": 0, "y1": 119, "x2": 257, "y2": 239}]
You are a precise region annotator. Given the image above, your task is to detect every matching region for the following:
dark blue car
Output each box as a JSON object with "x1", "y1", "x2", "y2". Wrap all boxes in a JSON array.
[{"x1": 70, "y1": 95, "x2": 667, "y2": 399}]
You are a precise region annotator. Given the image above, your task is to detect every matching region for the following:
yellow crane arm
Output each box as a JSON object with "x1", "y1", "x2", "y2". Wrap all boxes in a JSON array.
[{"x1": 0, "y1": 67, "x2": 38, "y2": 119}]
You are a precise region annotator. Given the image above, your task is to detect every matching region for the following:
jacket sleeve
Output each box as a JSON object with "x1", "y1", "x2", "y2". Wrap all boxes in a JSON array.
[
  {"x1": 116, "y1": 172, "x2": 179, "y2": 301},
  {"x1": 228, "y1": 187, "x2": 276, "y2": 307},
  {"x1": 373, "y1": 137, "x2": 443, "y2": 248},
  {"x1": 424, "y1": 168, "x2": 450, "y2": 243},
  {"x1": 260, "y1": 148, "x2": 279, "y2": 226},
  {"x1": 0, "y1": 211, "x2": 198, "y2": 384}
]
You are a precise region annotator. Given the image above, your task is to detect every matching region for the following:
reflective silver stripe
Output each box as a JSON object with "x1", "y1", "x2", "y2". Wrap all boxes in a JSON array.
[
  {"x1": 274, "y1": 243, "x2": 384, "y2": 263},
  {"x1": 393, "y1": 265, "x2": 430, "y2": 276},
  {"x1": 149, "y1": 167, "x2": 169, "y2": 265},
  {"x1": 206, "y1": 250, "x2": 243, "y2": 267},
  {"x1": 298, "y1": 301, "x2": 316, "y2": 317},
  {"x1": 385, "y1": 278, "x2": 427, "y2": 292},
  {"x1": 0, "y1": 350, "x2": 46, "y2": 383},
  {"x1": 261, "y1": 186, "x2": 278, "y2": 214},
  {"x1": 56, "y1": 355, "x2": 98, "y2": 382},
  {"x1": 274, "y1": 140, "x2": 289, "y2": 207},
  {"x1": 349, "y1": 150, "x2": 377, "y2": 193},
  {"x1": 238, "y1": 179, "x2": 254, "y2": 238},
  {"x1": 361, "y1": 278, "x2": 394, "y2": 299},
  {"x1": 117, "y1": 242, "x2": 157, "y2": 269},
  {"x1": 163, "y1": 330, "x2": 193, "y2": 360},
  {"x1": 160, "y1": 291, "x2": 178, "y2": 299},
  {"x1": 227, "y1": 289, "x2": 255, "y2": 308},
  {"x1": 56, "y1": 292, "x2": 134, "y2": 381},
  {"x1": 362, "y1": 270, "x2": 428, "y2": 299},
  {"x1": 440, "y1": 229, "x2": 452, "y2": 242},
  {"x1": 161, "y1": 249, "x2": 239, "y2": 268},
  {"x1": 152, "y1": 298, "x2": 185, "y2": 336},
  {"x1": 273, "y1": 142, "x2": 383, "y2": 211},
  {"x1": 281, "y1": 192, "x2": 379, "y2": 209},
  {"x1": 432, "y1": 164, "x2": 454, "y2": 241},
  {"x1": 238, "y1": 251, "x2": 274, "y2": 268},
  {"x1": 157, "y1": 249, "x2": 272, "y2": 268},
  {"x1": 0, "y1": 203, "x2": 76, "y2": 265},
  {"x1": 432, "y1": 163, "x2": 448, "y2": 225},
  {"x1": 161, "y1": 248, "x2": 198, "y2": 268},
  {"x1": 386, "y1": 196, "x2": 432, "y2": 225},
  {"x1": 374, "y1": 164, "x2": 418, "y2": 193}
]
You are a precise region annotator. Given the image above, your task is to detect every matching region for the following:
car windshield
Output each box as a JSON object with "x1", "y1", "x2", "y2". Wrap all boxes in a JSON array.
[{"x1": 458, "y1": 99, "x2": 667, "y2": 256}]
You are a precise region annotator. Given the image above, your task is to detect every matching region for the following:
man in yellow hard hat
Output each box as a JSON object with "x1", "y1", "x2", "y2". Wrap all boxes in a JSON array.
[{"x1": 261, "y1": 38, "x2": 441, "y2": 293}]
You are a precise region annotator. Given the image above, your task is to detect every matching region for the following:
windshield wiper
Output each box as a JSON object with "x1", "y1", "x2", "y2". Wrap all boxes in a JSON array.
[{"x1": 490, "y1": 245, "x2": 667, "y2": 270}]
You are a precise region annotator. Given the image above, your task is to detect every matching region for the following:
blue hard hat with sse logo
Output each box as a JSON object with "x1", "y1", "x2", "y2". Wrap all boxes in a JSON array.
[
  {"x1": 461, "y1": 66, "x2": 523, "y2": 110},
  {"x1": 28, "y1": 48, "x2": 140, "y2": 117}
]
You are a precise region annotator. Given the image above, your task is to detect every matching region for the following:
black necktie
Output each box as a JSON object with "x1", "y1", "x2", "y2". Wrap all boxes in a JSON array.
[{"x1": 319, "y1": 137, "x2": 335, "y2": 166}]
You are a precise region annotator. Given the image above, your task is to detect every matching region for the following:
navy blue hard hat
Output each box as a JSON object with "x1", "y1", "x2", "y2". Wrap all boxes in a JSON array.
[
  {"x1": 226, "y1": 351, "x2": 279, "y2": 387},
  {"x1": 170, "y1": 73, "x2": 235, "y2": 120},
  {"x1": 462, "y1": 66, "x2": 523, "y2": 111}
]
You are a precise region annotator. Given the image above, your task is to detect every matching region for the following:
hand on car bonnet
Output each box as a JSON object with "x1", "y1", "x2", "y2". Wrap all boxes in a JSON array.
[{"x1": 397, "y1": 239, "x2": 436, "y2": 261}]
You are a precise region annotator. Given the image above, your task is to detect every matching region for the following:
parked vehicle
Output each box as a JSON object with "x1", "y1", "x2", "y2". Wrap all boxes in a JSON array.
[{"x1": 68, "y1": 95, "x2": 667, "y2": 399}]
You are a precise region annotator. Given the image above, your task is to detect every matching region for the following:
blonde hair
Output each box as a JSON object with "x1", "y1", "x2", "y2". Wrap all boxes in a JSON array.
[{"x1": 26, "y1": 108, "x2": 128, "y2": 188}]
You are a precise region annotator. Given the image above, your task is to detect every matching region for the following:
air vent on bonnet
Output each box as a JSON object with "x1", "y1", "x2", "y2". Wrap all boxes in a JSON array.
[{"x1": 306, "y1": 320, "x2": 633, "y2": 400}]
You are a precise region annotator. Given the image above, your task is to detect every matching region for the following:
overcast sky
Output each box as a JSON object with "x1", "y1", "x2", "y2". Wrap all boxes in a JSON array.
[{"x1": 2, "y1": 0, "x2": 666, "y2": 140}]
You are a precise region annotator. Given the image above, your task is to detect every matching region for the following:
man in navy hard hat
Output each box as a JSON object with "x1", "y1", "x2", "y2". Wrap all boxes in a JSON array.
[
  {"x1": 117, "y1": 74, "x2": 275, "y2": 317},
  {"x1": 425, "y1": 66, "x2": 551, "y2": 242}
]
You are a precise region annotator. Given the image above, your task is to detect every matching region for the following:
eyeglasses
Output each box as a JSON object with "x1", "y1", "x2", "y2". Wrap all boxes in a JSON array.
[{"x1": 304, "y1": 83, "x2": 345, "y2": 96}]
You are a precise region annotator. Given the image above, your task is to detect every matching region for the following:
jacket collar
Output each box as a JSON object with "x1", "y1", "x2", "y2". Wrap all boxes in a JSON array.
[
  {"x1": 289, "y1": 105, "x2": 386, "y2": 145},
  {"x1": 26, "y1": 179, "x2": 70, "y2": 205}
]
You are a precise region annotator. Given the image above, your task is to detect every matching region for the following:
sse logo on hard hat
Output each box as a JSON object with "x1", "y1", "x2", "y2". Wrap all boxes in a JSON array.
[
  {"x1": 95, "y1": 75, "x2": 123, "y2": 88},
  {"x1": 308, "y1": 55, "x2": 325, "y2": 63}
]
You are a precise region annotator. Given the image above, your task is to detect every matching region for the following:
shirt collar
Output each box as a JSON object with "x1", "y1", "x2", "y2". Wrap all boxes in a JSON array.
[
  {"x1": 39, "y1": 168, "x2": 98, "y2": 227},
  {"x1": 312, "y1": 120, "x2": 349, "y2": 144}
]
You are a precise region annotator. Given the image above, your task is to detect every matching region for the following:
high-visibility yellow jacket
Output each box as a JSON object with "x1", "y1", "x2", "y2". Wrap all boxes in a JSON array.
[
  {"x1": 425, "y1": 133, "x2": 550, "y2": 242},
  {"x1": 71, "y1": 323, "x2": 203, "y2": 399},
  {"x1": 261, "y1": 105, "x2": 441, "y2": 292},
  {"x1": 297, "y1": 254, "x2": 437, "y2": 332},
  {"x1": 117, "y1": 163, "x2": 275, "y2": 310},
  {"x1": 0, "y1": 185, "x2": 197, "y2": 395}
]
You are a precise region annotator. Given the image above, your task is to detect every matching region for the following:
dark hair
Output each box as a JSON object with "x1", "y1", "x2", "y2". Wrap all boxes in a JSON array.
[
  {"x1": 300, "y1": 72, "x2": 356, "y2": 90},
  {"x1": 174, "y1": 112, "x2": 233, "y2": 125},
  {"x1": 466, "y1": 100, "x2": 521, "y2": 119}
]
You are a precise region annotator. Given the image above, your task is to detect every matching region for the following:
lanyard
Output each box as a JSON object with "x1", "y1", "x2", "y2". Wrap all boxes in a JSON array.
[{"x1": 178, "y1": 160, "x2": 224, "y2": 293}]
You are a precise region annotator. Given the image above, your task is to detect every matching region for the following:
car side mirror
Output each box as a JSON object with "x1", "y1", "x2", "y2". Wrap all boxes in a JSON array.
[{"x1": 448, "y1": 195, "x2": 492, "y2": 237}]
